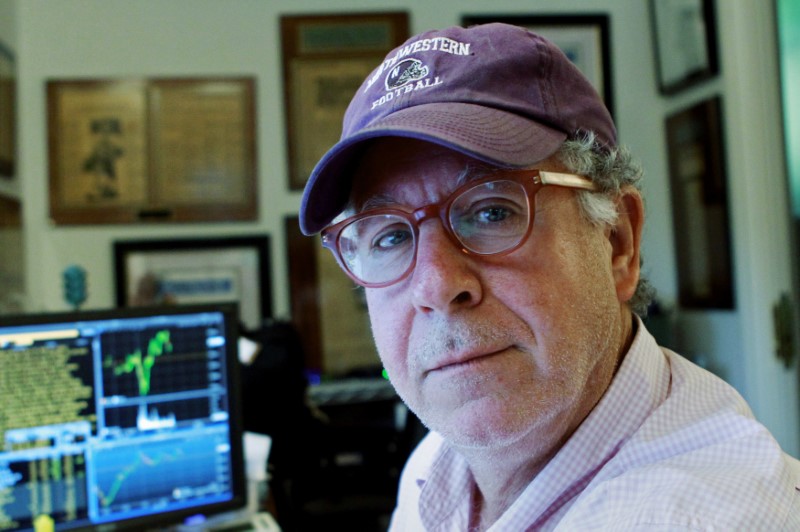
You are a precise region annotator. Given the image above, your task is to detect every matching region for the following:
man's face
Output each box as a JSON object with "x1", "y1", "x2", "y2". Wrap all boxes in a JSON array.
[{"x1": 350, "y1": 138, "x2": 632, "y2": 452}]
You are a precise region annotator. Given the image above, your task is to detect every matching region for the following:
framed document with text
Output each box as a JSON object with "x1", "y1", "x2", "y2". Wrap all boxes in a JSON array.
[
  {"x1": 281, "y1": 13, "x2": 409, "y2": 190},
  {"x1": 47, "y1": 78, "x2": 257, "y2": 224}
]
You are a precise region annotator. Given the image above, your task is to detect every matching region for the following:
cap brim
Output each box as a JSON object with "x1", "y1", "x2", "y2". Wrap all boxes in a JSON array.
[{"x1": 299, "y1": 102, "x2": 567, "y2": 235}]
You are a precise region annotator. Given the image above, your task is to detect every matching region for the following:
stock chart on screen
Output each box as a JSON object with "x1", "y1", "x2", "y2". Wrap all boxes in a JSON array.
[{"x1": 0, "y1": 304, "x2": 245, "y2": 531}]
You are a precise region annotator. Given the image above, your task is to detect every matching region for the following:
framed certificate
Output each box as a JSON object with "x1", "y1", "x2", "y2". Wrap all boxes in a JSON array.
[
  {"x1": 281, "y1": 13, "x2": 409, "y2": 190},
  {"x1": 47, "y1": 78, "x2": 257, "y2": 224}
]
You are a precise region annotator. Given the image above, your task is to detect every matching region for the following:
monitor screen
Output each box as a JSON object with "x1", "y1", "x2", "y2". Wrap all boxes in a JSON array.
[{"x1": 0, "y1": 303, "x2": 246, "y2": 531}]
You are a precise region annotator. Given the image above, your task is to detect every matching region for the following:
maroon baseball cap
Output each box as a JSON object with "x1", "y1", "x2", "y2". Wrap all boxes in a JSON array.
[{"x1": 299, "y1": 22, "x2": 616, "y2": 234}]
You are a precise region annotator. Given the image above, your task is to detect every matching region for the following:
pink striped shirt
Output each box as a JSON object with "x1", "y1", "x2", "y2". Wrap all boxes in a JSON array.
[{"x1": 390, "y1": 320, "x2": 800, "y2": 530}]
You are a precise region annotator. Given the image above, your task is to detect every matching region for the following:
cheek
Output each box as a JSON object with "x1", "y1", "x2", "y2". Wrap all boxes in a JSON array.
[{"x1": 365, "y1": 290, "x2": 412, "y2": 381}]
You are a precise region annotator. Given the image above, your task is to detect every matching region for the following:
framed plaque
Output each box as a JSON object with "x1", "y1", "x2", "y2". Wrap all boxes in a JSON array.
[
  {"x1": 281, "y1": 12, "x2": 409, "y2": 190},
  {"x1": 113, "y1": 235, "x2": 272, "y2": 331},
  {"x1": 285, "y1": 216, "x2": 380, "y2": 377},
  {"x1": 462, "y1": 14, "x2": 614, "y2": 117},
  {"x1": 0, "y1": 42, "x2": 15, "y2": 178},
  {"x1": 47, "y1": 77, "x2": 257, "y2": 224}
]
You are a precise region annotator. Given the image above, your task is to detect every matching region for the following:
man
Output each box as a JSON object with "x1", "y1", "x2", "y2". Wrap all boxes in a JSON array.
[{"x1": 299, "y1": 23, "x2": 799, "y2": 530}]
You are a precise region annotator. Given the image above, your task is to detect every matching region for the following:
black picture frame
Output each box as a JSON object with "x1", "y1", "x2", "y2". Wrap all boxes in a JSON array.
[
  {"x1": 665, "y1": 97, "x2": 734, "y2": 309},
  {"x1": 113, "y1": 235, "x2": 272, "y2": 330},
  {"x1": 462, "y1": 14, "x2": 614, "y2": 117},
  {"x1": 650, "y1": 0, "x2": 719, "y2": 95}
]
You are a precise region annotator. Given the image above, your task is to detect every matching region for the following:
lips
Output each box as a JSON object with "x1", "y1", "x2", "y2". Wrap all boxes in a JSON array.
[{"x1": 425, "y1": 347, "x2": 508, "y2": 375}]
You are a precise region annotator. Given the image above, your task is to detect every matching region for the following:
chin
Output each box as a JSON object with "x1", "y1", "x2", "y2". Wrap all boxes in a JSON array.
[{"x1": 419, "y1": 394, "x2": 548, "y2": 451}]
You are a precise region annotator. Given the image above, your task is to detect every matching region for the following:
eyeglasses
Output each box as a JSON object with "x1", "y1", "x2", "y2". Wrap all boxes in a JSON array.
[{"x1": 321, "y1": 170, "x2": 597, "y2": 288}]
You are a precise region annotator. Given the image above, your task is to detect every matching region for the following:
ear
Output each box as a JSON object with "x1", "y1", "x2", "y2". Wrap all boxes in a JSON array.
[{"x1": 608, "y1": 187, "x2": 644, "y2": 304}]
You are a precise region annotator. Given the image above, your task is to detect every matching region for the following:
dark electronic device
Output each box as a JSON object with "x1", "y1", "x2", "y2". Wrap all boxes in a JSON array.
[{"x1": 0, "y1": 303, "x2": 246, "y2": 531}]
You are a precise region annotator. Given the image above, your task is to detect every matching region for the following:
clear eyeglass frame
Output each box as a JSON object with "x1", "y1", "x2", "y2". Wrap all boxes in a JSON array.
[{"x1": 320, "y1": 169, "x2": 597, "y2": 288}]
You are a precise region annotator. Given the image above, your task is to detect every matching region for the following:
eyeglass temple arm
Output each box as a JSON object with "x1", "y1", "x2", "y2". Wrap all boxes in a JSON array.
[{"x1": 536, "y1": 171, "x2": 597, "y2": 191}]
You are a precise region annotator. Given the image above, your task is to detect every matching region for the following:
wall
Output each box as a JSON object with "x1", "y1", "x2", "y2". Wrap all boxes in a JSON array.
[{"x1": 8, "y1": 0, "x2": 799, "y2": 454}]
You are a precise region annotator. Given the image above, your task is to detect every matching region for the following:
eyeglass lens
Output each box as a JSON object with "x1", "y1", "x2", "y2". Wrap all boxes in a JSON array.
[{"x1": 337, "y1": 179, "x2": 530, "y2": 285}]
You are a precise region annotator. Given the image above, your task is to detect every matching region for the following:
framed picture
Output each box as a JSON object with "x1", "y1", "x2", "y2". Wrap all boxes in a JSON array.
[
  {"x1": 47, "y1": 77, "x2": 257, "y2": 224},
  {"x1": 284, "y1": 216, "x2": 380, "y2": 378},
  {"x1": 0, "y1": 195, "x2": 23, "y2": 314},
  {"x1": 281, "y1": 12, "x2": 409, "y2": 190},
  {"x1": 113, "y1": 236, "x2": 272, "y2": 331},
  {"x1": 0, "y1": 41, "x2": 15, "y2": 178},
  {"x1": 650, "y1": 0, "x2": 719, "y2": 95},
  {"x1": 462, "y1": 14, "x2": 614, "y2": 117},
  {"x1": 665, "y1": 97, "x2": 733, "y2": 309}
]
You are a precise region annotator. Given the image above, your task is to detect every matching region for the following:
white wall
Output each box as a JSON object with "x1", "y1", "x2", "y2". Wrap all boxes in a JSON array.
[{"x1": 7, "y1": 0, "x2": 799, "y2": 454}]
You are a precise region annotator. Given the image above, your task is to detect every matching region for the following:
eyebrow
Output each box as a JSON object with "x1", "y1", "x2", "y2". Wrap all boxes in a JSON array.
[{"x1": 348, "y1": 163, "x2": 498, "y2": 214}]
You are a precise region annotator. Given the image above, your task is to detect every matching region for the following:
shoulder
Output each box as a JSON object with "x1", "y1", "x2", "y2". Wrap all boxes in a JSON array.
[
  {"x1": 560, "y1": 450, "x2": 800, "y2": 530},
  {"x1": 388, "y1": 431, "x2": 444, "y2": 531},
  {"x1": 559, "y1": 348, "x2": 800, "y2": 529}
]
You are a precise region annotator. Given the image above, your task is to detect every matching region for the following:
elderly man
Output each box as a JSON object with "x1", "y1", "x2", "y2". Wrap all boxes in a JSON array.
[{"x1": 299, "y1": 23, "x2": 799, "y2": 530}]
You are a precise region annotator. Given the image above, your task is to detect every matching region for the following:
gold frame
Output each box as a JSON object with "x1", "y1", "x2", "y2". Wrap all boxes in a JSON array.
[
  {"x1": 281, "y1": 12, "x2": 409, "y2": 190},
  {"x1": 47, "y1": 77, "x2": 257, "y2": 224}
]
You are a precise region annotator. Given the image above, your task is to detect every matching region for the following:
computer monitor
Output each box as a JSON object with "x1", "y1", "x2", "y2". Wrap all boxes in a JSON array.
[{"x1": 0, "y1": 303, "x2": 246, "y2": 531}]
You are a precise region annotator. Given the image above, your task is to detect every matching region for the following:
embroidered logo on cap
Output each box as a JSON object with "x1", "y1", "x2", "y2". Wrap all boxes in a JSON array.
[
  {"x1": 385, "y1": 58, "x2": 429, "y2": 90},
  {"x1": 370, "y1": 58, "x2": 444, "y2": 110}
]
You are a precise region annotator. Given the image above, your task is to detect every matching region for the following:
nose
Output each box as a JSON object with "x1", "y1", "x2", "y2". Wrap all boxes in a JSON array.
[{"x1": 410, "y1": 221, "x2": 483, "y2": 314}]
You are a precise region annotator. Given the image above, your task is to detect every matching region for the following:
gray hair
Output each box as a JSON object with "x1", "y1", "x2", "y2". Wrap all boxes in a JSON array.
[{"x1": 556, "y1": 132, "x2": 656, "y2": 317}]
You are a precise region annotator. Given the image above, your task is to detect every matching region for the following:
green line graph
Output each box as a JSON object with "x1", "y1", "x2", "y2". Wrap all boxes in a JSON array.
[{"x1": 104, "y1": 330, "x2": 172, "y2": 396}]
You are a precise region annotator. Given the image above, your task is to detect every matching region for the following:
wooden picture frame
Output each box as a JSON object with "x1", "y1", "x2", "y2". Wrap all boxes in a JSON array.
[
  {"x1": 462, "y1": 14, "x2": 614, "y2": 117},
  {"x1": 0, "y1": 195, "x2": 23, "y2": 314},
  {"x1": 285, "y1": 216, "x2": 380, "y2": 378},
  {"x1": 113, "y1": 236, "x2": 272, "y2": 331},
  {"x1": 666, "y1": 97, "x2": 733, "y2": 309},
  {"x1": 47, "y1": 77, "x2": 257, "y2": 224},
  {"x1": 650, "y1": 0, "x2": 719, "y2": 95},
  {"x1": 0, "y1": 41, "x2": 15, "y2": 179},
  {"x1": 281, "y1": 12, "x2": 409, "y2": 190}
]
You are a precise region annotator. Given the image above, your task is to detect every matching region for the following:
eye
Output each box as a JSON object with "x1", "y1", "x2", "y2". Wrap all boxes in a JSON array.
[
  {"x1": 473, "y1": 204, "x2": 511, "y2": 223},
  {"x1": 460, "y1": 198, "x2": 522, "y2": 226},
  {"x1": 373, "y1": 227, "x2": 412, "y2": 251}
]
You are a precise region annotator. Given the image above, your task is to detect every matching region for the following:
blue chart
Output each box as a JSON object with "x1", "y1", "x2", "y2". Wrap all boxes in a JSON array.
[{"x1": 92, "y1": 435, "x2": 230, "y2": 516}]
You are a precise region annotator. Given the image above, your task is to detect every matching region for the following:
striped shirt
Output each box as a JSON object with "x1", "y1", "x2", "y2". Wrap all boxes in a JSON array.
[{"x1": 390, "y1": 320, "x2": 800, "y2": 530}]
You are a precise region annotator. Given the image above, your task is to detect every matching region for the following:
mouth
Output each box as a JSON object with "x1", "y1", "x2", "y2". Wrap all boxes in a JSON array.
[{"x1": 426, "y1": 348, "x2": 508, "y2": 375}]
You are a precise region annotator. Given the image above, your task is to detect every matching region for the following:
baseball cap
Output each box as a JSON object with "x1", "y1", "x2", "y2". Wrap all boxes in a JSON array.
[{"x1": 299, "y1": 22, "x2": 616, "y2": 235}]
